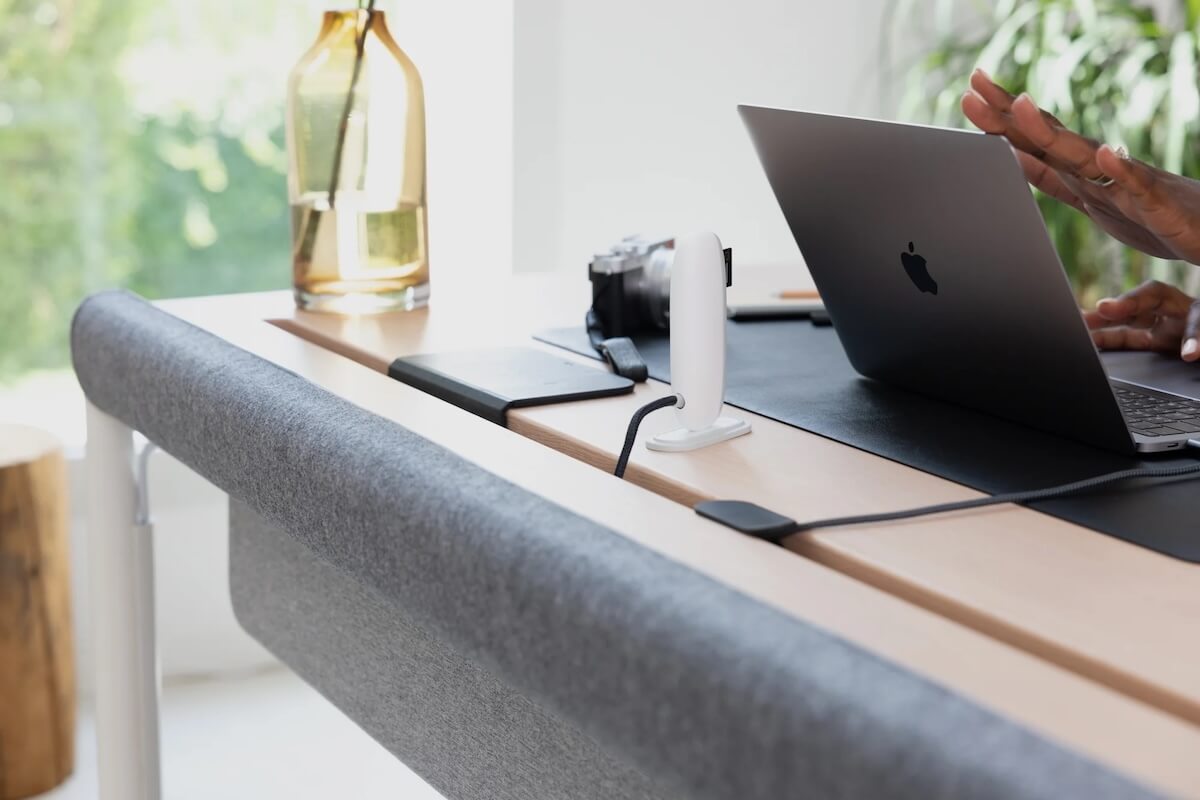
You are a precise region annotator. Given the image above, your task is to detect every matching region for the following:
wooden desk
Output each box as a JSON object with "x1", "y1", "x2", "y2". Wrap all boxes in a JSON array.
[{"x1": 161, "y1": 276, "x2": 1200, "y2": 798}]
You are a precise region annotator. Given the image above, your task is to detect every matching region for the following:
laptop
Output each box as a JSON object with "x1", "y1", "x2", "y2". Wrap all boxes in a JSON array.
[{"x1": 739, "y1": 104, "x2": 1200, "y2": 455}]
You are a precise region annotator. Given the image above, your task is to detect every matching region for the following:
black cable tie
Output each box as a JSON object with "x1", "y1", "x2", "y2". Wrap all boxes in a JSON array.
[{"x1": 695, "y1": 500, "x2": 797, "y2": 544}]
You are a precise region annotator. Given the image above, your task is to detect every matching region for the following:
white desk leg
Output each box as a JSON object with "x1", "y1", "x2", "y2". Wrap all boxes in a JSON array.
[{"x1": 86, "y1": 401, "x2": 162, "y2": 800}]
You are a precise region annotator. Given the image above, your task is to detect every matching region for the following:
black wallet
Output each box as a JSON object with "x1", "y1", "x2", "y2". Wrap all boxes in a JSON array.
[{"x1": 388, "y1": 347, "x2": 634, "y2": 426}]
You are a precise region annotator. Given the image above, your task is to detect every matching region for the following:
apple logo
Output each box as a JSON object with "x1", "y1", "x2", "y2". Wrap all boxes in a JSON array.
[{"x1": 900, "y1": 241, "x2": 938, "y2": 295}]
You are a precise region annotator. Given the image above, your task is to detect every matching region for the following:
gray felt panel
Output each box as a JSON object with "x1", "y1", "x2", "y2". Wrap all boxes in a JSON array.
[
  {"x1": 229, "y1": 499, "x2": 665, "y2": 800},
  {"x1": 72, "y1": 290, "x2": 1161, "y2": 800}
]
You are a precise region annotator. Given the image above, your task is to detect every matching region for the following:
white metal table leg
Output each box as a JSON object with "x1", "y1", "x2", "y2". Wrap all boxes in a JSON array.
[{"x1": 86, "y1": 401, "x2": 162, "y2": 800}]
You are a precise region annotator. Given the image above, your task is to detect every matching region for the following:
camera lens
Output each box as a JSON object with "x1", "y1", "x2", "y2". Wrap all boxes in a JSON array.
[{"x1": 640, "y1": 245, "x2": 673, "y2": 330}]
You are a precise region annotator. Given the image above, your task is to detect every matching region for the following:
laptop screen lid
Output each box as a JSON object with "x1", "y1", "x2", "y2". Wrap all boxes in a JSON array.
[{"x1": 739, "y1": 104, "x2": 1134, "y2": 454}]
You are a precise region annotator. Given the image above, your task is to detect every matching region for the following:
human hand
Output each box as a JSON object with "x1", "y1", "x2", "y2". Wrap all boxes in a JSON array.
[
  {"x1": 1085, "y1": 280, "x2": 1200, "y2": 361},
  {"x1": 961, "y1": 69, "x2": 1200, "y2": 266}
]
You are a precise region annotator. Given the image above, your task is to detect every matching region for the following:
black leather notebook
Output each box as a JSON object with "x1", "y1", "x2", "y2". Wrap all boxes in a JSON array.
[
  {"x1": 536, "y1": 321, "x2": 1200, "y2": 562},
  {"x1": 389, "y1": 347, "x2": 633, "y2": 427}
]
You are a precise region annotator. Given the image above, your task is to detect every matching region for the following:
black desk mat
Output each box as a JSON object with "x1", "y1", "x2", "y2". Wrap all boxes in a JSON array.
[{"x1": 536, "y1": 321, "x2": 1200, "y2": 562}]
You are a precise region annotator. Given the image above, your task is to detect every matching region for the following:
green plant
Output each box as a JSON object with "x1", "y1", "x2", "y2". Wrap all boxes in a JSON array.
[{"x1": 893, "y1": 0, "x2": 1200, "y2": 305}]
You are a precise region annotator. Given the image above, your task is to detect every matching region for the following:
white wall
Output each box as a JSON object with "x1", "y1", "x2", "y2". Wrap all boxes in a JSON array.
[
  {"x1": 513, "y1": 0, "x2": 905, "y2": 278},
  {"x1": 390, "y1": 1, "x2": 515, "y2": 292}
]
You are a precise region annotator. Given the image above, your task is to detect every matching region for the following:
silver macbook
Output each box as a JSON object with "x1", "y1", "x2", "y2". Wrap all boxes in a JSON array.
[{"x1": 739, "y1": 104, "x2": 1200, "y2": 454}]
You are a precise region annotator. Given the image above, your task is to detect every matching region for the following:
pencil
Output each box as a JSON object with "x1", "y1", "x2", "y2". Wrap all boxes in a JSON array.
[{"x1": 771, "y1": 289, "x2": 821, "y2": 300}]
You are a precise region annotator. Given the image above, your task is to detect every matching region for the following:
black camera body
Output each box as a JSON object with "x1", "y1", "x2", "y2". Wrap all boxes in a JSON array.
[
  {"x1": 588, "y1": 234, "x2": 733, "y2": 340},
  {"x1": 585, "y1": 234, "x2": 732, "y2": 382},
  {"x1": 587, "y1": 235, "x2": 675, "y2": 338}
]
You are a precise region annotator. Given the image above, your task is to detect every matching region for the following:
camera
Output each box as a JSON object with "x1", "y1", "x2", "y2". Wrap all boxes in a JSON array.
[
  {"x1": 588, "y1": 235, "x2": 676, "y2": 337},
  {"x1": 585, "y1": 234, "x2": 732, "y2": 382},
  {"x1": 588, "y1": 234, "x2": 732, "y2": 339}
]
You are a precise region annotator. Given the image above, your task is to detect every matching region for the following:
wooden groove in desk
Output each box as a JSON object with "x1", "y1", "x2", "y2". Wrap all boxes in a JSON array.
[
  {"x1": 790, "y1": 536, "x2": 1200, "y2": 728},
  {"x1": 265, "y1": 279, "x2": 1200, "y2": 734},
  {"x1": 519, "y1": 401, "x2": 1200, "y2": 728},
  {"x1": 506, "y1": 416, "x2": 707, "y2": 505},
  {"x1": 273, "y1": 318, "x2": 711, "y2": 503}
]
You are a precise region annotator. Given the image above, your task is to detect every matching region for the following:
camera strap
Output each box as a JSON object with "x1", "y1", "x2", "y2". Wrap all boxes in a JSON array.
[{"x1": 586, "y1": 309, "x2": 649, "y2": 382}]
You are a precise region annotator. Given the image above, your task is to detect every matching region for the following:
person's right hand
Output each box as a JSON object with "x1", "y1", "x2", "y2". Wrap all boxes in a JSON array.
[
  {"x1": 1085, "y1": 280, "x2": 1200, "y2": 361},
  {"x1": 961, "y1": 69, "x2": 1200, "y2": 266}
]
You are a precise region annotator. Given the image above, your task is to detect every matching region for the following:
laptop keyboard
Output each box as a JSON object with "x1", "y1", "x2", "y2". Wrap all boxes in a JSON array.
[{"x1": 1114, "y1": 386, "x2": 1200, "y2": 437}]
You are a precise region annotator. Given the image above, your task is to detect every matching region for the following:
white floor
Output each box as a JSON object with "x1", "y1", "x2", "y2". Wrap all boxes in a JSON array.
[{"x1": 41, "y1": 667, "x2": 446, "y2": 800}]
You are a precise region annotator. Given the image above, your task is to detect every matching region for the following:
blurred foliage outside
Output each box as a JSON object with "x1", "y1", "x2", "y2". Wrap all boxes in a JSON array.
[
  {"x1": 0, "y1": 0, "x2": 328, "y2": 383},
  {"x1": 895, "y1": 0, "x2": 1200, "y2": 306}
]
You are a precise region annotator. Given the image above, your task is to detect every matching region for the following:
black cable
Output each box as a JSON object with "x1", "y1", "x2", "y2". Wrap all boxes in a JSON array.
[
  {"x1": 615, "y1": 395, "x2": 680, "y2": 478},
  {"x1": 792, "y1": 458, "x2": 1200, "y2": 532}
]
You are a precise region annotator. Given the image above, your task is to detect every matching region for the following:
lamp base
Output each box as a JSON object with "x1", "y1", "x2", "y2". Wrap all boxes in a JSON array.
[{"x1": 646, "y1": 416, "x2": 752, "y2": 452}]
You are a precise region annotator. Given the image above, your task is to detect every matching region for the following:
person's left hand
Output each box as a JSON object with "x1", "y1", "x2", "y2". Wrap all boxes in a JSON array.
[
  {"x1": 961, "y1": 69, "x2": 1200, "y2": 266},
  {"x1": 1085, "y1": 280, "x2": 1200, "y2": 361}
]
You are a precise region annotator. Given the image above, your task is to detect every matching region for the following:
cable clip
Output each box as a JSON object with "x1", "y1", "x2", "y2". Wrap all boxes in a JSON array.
[{"x1": 694, "y1": 500, "x2": 797, "y2": 544}]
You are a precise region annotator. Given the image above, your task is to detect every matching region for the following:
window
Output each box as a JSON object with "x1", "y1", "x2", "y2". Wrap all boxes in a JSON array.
[{"x1": 2, "y1": 0, "x2": 328, "y2": 440}]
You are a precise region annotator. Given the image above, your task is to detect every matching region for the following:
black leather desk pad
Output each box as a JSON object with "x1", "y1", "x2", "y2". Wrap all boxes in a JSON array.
[{"x1": 536, "y1": 321, "x2": 1200, "y2": 562}]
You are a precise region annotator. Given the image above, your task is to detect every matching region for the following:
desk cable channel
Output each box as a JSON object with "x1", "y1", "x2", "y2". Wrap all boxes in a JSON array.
[{"x1": 613, "y1": 401, "x2": 1200, "y2": 543}]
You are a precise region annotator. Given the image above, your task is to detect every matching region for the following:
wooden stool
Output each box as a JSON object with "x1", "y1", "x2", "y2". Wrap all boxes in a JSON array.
[{"x1": 0, "y1": 425, "x2": 74, "y2": 798}]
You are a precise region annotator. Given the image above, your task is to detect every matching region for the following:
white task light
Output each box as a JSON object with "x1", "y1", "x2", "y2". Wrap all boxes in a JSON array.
[{"x1": 647, "y1": 231, "x2": 752, "y2": 452}]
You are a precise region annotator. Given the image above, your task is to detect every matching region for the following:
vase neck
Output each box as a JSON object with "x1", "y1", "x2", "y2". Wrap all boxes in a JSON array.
[{"x1": 321, "y1": 9, "x2": 390, "y2": 39}]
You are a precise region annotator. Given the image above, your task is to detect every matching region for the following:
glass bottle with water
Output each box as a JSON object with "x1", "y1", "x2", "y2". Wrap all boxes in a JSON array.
[{"x1": 287, "y1": 9, "x2": 429, "y2": 313}]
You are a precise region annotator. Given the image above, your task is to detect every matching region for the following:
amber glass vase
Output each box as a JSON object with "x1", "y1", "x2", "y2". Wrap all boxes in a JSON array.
[{"x1": 287, "y1": 9, "x2": 429, "y2": 313}]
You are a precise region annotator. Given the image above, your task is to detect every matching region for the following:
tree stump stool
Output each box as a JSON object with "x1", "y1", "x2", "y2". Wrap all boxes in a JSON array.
[{"x1": 0, "y1": 425, "x2": 74, "y2": 798}]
